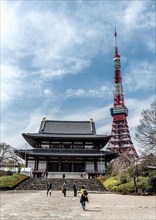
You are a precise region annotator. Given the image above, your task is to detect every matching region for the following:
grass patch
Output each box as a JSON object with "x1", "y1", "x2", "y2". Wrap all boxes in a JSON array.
[{"x1": 0, "y1": 173, "x2": 28, "y2": 189}]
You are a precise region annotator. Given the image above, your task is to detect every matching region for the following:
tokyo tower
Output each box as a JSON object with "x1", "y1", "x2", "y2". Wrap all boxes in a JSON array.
[{"x1": 107, "y1": 30, "x2": 138, "y2": 158}]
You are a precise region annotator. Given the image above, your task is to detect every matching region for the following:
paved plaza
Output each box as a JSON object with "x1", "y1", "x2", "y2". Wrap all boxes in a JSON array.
[{"x1": 0, "y1": 190, "x2": 156, "y2": 220}]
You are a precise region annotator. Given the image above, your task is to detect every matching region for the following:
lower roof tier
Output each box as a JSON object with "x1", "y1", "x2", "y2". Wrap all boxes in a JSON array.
[{"x1": 17, "y1": 148, "x2": 118, "y2": 162}]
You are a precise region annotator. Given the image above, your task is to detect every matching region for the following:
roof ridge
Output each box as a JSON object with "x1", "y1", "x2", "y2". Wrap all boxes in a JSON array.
[{"x1": 45, "y1": 120, "x2": 91, "y2": 123}]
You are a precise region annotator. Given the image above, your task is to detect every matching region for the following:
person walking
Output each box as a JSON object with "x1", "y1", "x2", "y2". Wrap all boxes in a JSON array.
[
  {"x1": 73, "y1": 183, "x2": 78, "y2": 197},
  {"x1": 63, "y1": 173, "x2": 65, "y2": 179},
  {"x1": 62, "y1": 181, "x2": 67, "y2": 197},
  {"x1": 45, "y1": 169, "x2": 48, "y2": 178},
  {"x1": 80, "y1": 186, "x2": 89, "y2": 210},
  {"x1": 46, "y1": 181, "x2": 52, "y2": 196}
]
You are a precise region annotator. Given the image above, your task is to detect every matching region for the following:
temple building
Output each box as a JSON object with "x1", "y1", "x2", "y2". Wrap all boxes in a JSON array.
[{"x1": 19, "y1": 118, "x2": 117, "y2": 176}]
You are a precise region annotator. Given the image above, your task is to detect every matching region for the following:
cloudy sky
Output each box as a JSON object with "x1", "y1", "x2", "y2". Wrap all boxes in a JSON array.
[{"x1": 1, "y1": 0, "x2": 155, "y2": 152}]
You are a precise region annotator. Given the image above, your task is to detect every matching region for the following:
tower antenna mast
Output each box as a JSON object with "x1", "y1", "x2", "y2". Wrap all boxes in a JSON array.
[{"x1": 114, "y1": 27, "x2": 118, "y2": 55}]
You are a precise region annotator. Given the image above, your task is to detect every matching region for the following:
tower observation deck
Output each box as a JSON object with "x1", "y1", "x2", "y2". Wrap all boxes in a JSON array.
[{"x1": 107, "y1": 30, "x2": 138, "y2": 158}]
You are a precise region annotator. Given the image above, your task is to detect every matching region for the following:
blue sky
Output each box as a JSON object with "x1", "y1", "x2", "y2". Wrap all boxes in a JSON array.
[{"x1": 1, "y1": 0, "x2": 155, "y2": 152}]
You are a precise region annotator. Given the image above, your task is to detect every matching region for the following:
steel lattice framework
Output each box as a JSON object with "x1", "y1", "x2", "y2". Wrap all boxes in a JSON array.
[{"x1": 107, "y1": 31, "x2": 138, "y2": 158}]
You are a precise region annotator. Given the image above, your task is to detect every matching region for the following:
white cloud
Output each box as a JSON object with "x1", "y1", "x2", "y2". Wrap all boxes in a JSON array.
[
  {"x1": 122, "y1": 1, "x2": 155, "y2": 30},
  {"x1": 65, "y1": 85, "x2": 112, "y2": 98},
  {"x1": 43, "y1": 89, "x2": 53, "y2": 98},
  {"x1": 1, "y1": 65, "x2": 25, "y2": 108},
  {"x1": 123, "y1": 61, "x2": 155, "y2": 92},
  {"x1": 34, "y1": 57, "x2": 90, "y2": 79}
]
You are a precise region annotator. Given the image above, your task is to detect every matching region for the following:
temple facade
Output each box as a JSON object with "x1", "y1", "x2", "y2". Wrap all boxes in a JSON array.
[{"x1": 19, "y1": 118, "x2": 117, "y2": 176}]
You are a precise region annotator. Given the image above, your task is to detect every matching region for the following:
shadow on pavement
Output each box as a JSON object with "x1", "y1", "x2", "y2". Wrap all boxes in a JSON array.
[{"x1": 85, "y1": 209, "x2": 101, "y2": 212}]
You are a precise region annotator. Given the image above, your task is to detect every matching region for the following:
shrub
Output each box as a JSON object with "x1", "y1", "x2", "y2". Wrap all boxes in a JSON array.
[
  {"x1": 119, "y1": 173, "x2": 128, "y2": 184},
  {"x1": 0, "y1": 170, "x2": 8, "y2": 176},
  {"x1": 111, "y1": 185, "x2": 118, "y2": 192},
  {"x1": 137, "y1": 176, "x2": 153, "y2": 194},
  {"x1": 149, "y1": 170, "x2": 156, "y2": 177},
  {"x1": 98, "y1": 173, "x2": 155, "y2": 195},
  {"x1": 6, "y1": 170, "x2": 14, "y2": 176},
  {"x1": 116, "y1": 182, "x2": 135, "y2": 194},
  {"x1": 97, "y1": 175, "x2": 108, "y2": 184},
  {"x1": 148, "y1": 176, "x2": 156, "y2": 193},
  {"x1": 103, "y1": 177, "x2": 120, "y2": 191}
]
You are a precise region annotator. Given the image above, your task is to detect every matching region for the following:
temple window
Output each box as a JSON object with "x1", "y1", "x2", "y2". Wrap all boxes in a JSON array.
[
  {"x1": 51, "y1": 142, "x2": 61, "y2": 148},
  {"x1": 63, "y1": 144, "x2": 72, "y2": 149},
  {"x1": 85, "y1": 145, "x2": 93, "y2": 149},
  {"x1": 84, "y1": 142, "x2": 93, "y2": 149},
  {"x1": 41, "y1": 144, "x2": 49, "y2": 149},
  {"x1": 73, "y1": 142, "x2": 83, "y2": 149}
]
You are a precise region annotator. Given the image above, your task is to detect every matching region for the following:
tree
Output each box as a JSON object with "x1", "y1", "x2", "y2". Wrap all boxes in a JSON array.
[
  {"x1": 110, "y1": 154, "x2": 139, "y2": 193},
  {"x1": 135, "y1": 99, "x2": 156, "y2": 155},
  {"x1": 0, "y1": 143, "x2": 23, "y2": 170}
]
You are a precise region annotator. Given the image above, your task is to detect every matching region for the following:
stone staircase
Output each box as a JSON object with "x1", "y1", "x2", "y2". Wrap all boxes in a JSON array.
[{"x1": 15, "y1": 177, "x2": 106, "y2": 192}]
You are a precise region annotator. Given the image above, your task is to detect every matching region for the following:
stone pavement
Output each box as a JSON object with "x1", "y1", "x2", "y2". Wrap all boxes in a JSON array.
[{"x1": 0, "y1": 190, "x2": 156, "y2": 220}]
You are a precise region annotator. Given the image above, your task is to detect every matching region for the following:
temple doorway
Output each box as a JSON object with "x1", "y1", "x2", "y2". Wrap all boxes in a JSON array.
[
  {"x1": 74, "y1": 163, "x2": 84, "y2": 172},
  {"x1": 48, "y1": 162, "x2": 59, "y2": 171},
  {"x1": 61, "y1": 163, "x2": 71, "y2": 172}
]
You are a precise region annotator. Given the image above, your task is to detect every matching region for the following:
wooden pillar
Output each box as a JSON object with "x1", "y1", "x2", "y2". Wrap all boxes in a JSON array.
[
  {"x1": 26, "y1": 156, "x2": 28, "y2": 167},
  {"x1": 83, "y1": 141, "x2": 85, "y2": 149},
  {"x1": 35, "y1": 158, "x2": 39, "y2": 171},
  {"x1": 58, "y1": 159, "x2": 61, "y2": 172},
  {"x1": 94, "y1": 159, "x2": 97, "y2": 172},
  {"x1": 105, "y1": 160, "x2": 107, "y2": 174},
  {"x1": 71, "y1": 159, "x2": 74, "y2": 172},
  {"x1": 34, "y1": 158, "x2": 37, "y2": 170},
  {"x1": 83, "y1": 158, "x2": 86, "y2": 171},
  {"x1": 46, "y1": 159, "x2": 48, "y2": 171}
]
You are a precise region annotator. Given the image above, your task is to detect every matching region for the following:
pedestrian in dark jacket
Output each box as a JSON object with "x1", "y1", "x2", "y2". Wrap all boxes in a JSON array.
[
  {"x1": 73, "y1": 183, "x2": 77, "y2": 197},
  {"x1": 62, "y1": 181, "x2": 67, "y2": 197},
  {"x1": 46, "y1": 181, "x2": 52, "y2": 196},
  {"x1": 80, "y1": 186, "x2": 89, "y2": 210}
]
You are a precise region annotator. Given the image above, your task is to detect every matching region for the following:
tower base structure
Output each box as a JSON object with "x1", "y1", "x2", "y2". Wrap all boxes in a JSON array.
[{"x1": 107, "y1": 112, "x2": 138, "y2": 158}]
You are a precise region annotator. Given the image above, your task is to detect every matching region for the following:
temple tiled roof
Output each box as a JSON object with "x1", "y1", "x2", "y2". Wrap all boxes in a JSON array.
[
  {"x1": 22, "y1": 119, "x2": 111, "y2": 148},
  {"x1": 39, "y1": 120, "x2": 96, "y2": 134}
]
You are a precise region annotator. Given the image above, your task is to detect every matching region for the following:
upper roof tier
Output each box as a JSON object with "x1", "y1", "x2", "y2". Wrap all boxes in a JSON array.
[
  {"x1": 39, "y1": 119, "x2": 96, "y2": 135},
  {"x1": 22, "y1": 118, "x2": 111, "y2": 148}
]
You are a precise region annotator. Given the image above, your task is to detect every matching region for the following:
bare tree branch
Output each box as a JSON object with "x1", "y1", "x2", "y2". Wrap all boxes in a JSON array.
[
  {"x1": 0, "y1": 143, "x2": 22, "y2": 167},
  {"x1": 135, "y1": 99, "x2": 156, "y2": 155}
]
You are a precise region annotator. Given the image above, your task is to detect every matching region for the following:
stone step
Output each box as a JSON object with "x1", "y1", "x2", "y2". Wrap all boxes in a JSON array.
[
  {"x1": 15, "y1": 177, "x2": 106, "y2": 192},
  {"x1": 47, "y1": 172, "x2": 87, "y2": 179}
]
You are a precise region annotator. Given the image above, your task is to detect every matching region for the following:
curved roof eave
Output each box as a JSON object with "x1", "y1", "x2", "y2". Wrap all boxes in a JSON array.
[{"x1": 22, "y1": 133, "x2": 111, "y2": 147}]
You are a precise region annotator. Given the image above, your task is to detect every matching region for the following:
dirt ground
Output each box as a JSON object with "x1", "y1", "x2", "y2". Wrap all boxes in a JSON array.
[{"x1": 0, "y1": 190, "x2": 156, "y2": 220}]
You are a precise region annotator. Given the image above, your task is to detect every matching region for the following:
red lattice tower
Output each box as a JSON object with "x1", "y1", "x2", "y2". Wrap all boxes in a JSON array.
[{"x1": 107, "y1": 30, "x2": 138, "y2": 158}]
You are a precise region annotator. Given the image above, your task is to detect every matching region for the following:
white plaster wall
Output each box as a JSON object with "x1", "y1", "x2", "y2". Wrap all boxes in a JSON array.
[
  {"x1": 97, "y1": 162, "x2": 105, "y2": 172},
  {"x1": 38, "y1": 161, "x2": 46, "y2": 170},
  {"x1": 86, "y1": 162, "x2": 94, "y2": 172},
  {"x1": 28, "y1": 161, "x2": 35, "y2": 169}
]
